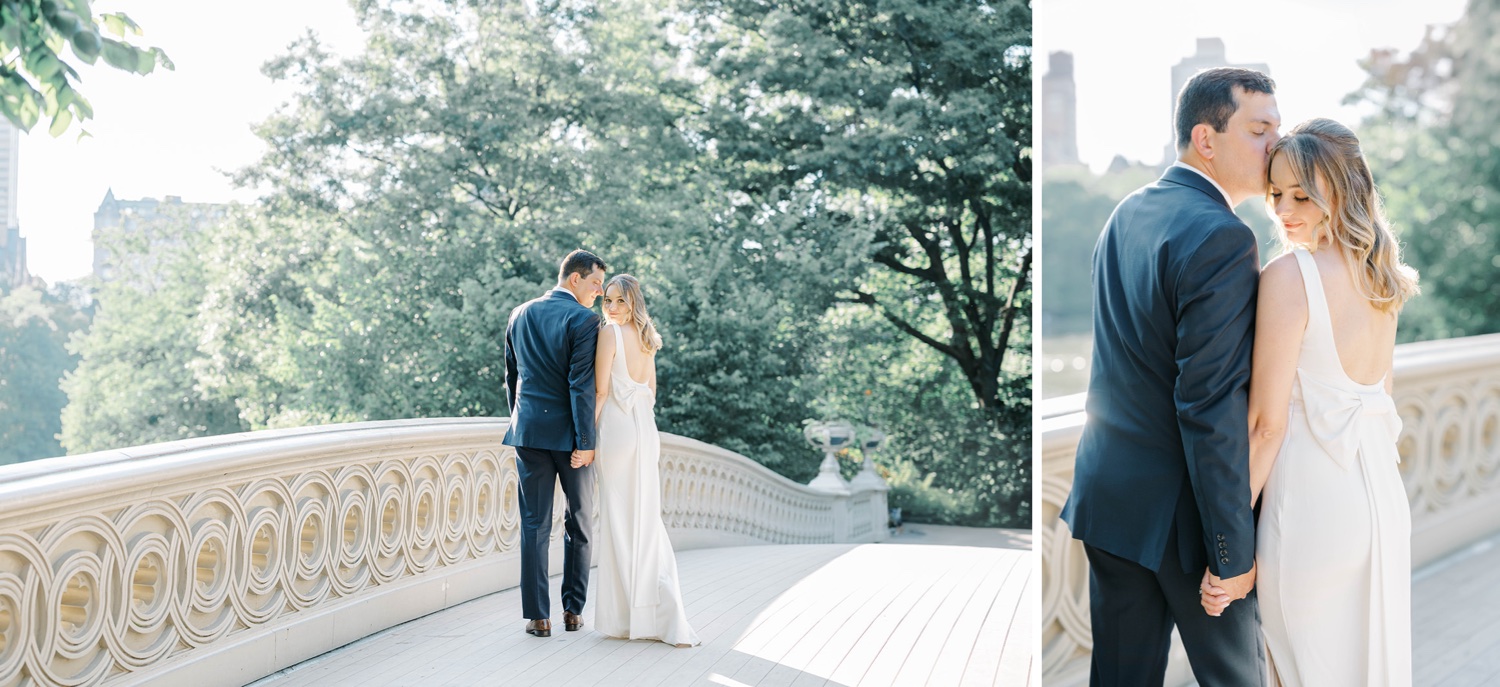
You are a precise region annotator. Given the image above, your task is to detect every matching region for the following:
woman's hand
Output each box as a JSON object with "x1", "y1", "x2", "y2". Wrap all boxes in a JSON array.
[{"x1": 1199, "y1": 573, "x2": 1231, "y2": 616}]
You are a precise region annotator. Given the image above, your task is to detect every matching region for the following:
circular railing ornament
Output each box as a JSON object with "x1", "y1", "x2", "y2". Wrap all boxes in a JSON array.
[{"x1": 0, "y1": 418, "x2": 885, "y2": 686}]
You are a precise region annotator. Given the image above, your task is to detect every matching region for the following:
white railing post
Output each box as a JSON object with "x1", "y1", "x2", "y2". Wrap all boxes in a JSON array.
[
  {"x1": 848, "y1": 475, "x2": 890, "y2": 544},
  {"x1": 832, "y1": 493, "x2": 853, "y2": 543}
]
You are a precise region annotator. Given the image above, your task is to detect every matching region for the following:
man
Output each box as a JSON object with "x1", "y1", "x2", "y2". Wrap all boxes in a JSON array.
[
  {"x1": 1060, "y1": 67, "x2": 1281, "y2": 686},
  {"x1": 503, "y1": 249, "x2": 606, "y2": 638}
]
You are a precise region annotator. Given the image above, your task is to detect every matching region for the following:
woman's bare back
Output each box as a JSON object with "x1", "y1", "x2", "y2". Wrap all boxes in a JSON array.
[
  {"x1": 614, "y1": 324, "x2": 654, "y2": 386},
  {"x1": 1308, "y1": 249, "x2": 1397, "y2": 385}
]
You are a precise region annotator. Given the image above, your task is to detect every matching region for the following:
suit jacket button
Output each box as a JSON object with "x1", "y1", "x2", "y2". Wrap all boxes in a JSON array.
[
  {"x1": 1221, "y1": 557, "x2": 1229, "y2": 564},
  {"x1": 1217, "y1": 534, "x2": 1225, "y2": 541}
]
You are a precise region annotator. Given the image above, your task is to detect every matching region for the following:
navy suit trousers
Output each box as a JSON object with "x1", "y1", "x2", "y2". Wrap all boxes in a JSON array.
[
  {"x1": 1084, "y1": 525, "x2": 1266, "y2": 687},
  {"x1": 514, "y1": 446, "x2": 595, "y2": 620}
]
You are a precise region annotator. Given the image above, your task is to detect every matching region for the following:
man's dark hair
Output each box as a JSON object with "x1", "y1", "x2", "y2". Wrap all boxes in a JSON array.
[
  {"x1": 1174, "y1": 67, "x2": 1276, "y2": 150},
  {"x1": 558, "y1": 249, "x2": 606, "y2": 283}
]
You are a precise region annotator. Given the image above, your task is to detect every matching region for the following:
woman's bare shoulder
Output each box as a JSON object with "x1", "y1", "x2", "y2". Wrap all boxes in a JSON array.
[{"x1": 1259, "y1": 252, "x2": 1306, "y2": 299}]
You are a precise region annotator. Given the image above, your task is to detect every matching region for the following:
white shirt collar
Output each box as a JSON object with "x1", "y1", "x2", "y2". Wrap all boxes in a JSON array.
[
  {"x1": 1171, "y1": 161, "x2": 1234, "y2": 207},
  {"x1": 550, "y1": 286, "x2": 582, "y2": 304}
]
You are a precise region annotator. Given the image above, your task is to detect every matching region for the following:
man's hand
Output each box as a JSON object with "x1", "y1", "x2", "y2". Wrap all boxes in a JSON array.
[
  {"x1": 1200, "y1": 561, "x2": 1256, "y2": 617},
  {"x1": 571, "y1": 449, "x2": 595, "y2": 468}
]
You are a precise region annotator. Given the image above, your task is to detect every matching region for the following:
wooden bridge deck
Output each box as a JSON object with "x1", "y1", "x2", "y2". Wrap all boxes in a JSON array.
[
  {"x1": 1413, "y1": 531, "x2": 1500, "y2": 686},
  {"x1": 248, "y1": 527, "x2": 1034, "y2": 686}
]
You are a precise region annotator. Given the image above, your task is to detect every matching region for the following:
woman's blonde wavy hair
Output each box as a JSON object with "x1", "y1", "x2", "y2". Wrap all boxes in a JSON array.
[
  {"x1": 1266, "y1": 118, "x2": 1419, "y2": 314},
  {"x1": 606, "y1": 274, "x2": 663, "y2": 354}
]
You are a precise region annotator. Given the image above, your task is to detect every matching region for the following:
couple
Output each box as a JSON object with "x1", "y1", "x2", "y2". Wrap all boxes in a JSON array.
[
  {"x1": 1062, "y1": 68, "x2": 1420, "y2": 686},
  {"x1": 501, "y1": 249, "x2": 699, "y2": 647}
]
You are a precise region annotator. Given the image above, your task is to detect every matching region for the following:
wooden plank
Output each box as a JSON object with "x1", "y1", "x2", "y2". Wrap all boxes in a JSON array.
[
  {"x1": 822, "y1": 550, "x2": 989, "y2": 685},
  {"x1": 1414, "y1": 535, "x2": 1500, "y2": 686},
  {"x1": 673, "y1": 553, "x2": 853, "y2": 685},
  {"x1": 247, "y1": 540, "x2": 1031, "y2": 687},
  {"x1": 993, "y1": 573, "x2": 1037, "y2": 686},
  {"x1": 784, "y1": 564, "x2": 922, "y2": 687},
  {"x1": 638, "y1": 547, "x2": 846, "y2": 686},
  {"x1": 912, "y1": 552, "x2": 1023, "y2": 686},
  {"x1": 835, "y1": 548, "x2": 996, "y2": 686},
  {"x1": 961, "y1": 550, "x2": 1033, "y2": 686},
  {"x1": 890, "y1": 550, "x2": 1019, "y2": 686}
]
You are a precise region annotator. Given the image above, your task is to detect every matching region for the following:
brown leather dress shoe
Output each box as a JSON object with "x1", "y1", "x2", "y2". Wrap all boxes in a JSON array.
[
  {"x1": 563, "y1": 611, "x2": 583, "y2": 632},
  {"x1": 526, "y1": 619, "x2": 551, "y2": 637}
]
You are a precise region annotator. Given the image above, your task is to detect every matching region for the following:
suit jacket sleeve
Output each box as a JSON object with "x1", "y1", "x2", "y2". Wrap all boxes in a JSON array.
[
  {"x1": 568, "y1": 311, "x2": 602, "y2": 450},
  {"x1": 504, "y1": 314, "x2": 519, "y2": 416},
  {"x1": 1173, "y1": 222, "x2": 1259, "y2": 579}
]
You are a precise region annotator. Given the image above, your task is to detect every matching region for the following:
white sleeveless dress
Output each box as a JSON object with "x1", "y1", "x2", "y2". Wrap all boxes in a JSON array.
[
  {"x1": 594, "y1": 324, "x2": 699, "y2": 646},
  {"x1": 1256, "y1": 249, "x2": 1410, "y2": 686}
]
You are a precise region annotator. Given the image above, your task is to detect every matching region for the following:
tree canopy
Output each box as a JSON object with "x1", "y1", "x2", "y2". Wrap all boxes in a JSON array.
[
  {"x1": 689, "y1": 0, "x2": 1032, "y2": 423},
  {"x1": 0, "y1": 0, "x2": 171, "y2": 135},
  {"x1": 1344, "y1": 0, "x2": 1500, "y2": 341},
  {"x1": 0, "y1": 283, "x2": 87, "y2": 463},
  {"x1": 55, "y1": 0, "x2": 1032, "y2": 527}
]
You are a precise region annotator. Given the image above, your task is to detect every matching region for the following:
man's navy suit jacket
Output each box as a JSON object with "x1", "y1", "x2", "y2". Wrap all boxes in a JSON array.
[
  {"x1": 502, "y1": 288, "x2": 601, "y2": 452},
  {"x1": 1060, "y1": 164, "x2": 1261, "y2": 579}
]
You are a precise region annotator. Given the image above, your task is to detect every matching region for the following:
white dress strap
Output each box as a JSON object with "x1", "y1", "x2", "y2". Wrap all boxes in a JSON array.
[
  {"x1": 1290, "y1": 249, "x2": 1341, "y2": 374},
  {"x1": 611, "y1": 322, "x2": 626, "y2": 360}
]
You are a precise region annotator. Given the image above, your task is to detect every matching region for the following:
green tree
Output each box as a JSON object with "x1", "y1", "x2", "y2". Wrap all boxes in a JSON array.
[
  {"x1": 809, "y1": 303, "x2": 1028, "y2": 527},
  {"x1": 1344, "y1": 2, "x2": 1500, "y2": 341},
  {"x1": 59, "y1": 211, "x2": 244, "y2": 453},
  {"x1": 0, "y1": 0, "x2": 172, "y2": 135},
  {"x1": 1400, "y1": 0, "x2": 1500, "y2": 338},
  {"x1": 1039, "y1": 167, "x2": 1126, "y2": 337},
  {"x1": 198, "y1": 0, "x2": 863, "y2": 476},
  {"x1": 210, "y1": 1, "x2": 692, "y2": 425},
  {"x1": 687, "y1": 0, "x2": 1033, "y2": 424},
  {"x1": 0, "y1": 283, "x2": 88, "y2": 463},
  {"x1": 56, "y1": 0, "x2": 1025, "y2": 525}
]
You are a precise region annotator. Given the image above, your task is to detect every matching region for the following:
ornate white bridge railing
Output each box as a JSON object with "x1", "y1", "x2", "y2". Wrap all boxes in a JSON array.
[
  {"x1": 0, "y1": 418, "x2": 887, "y2": 687},
  {"x1": 1041, "y1": 333, "x2": 1500, "y2": 686}
]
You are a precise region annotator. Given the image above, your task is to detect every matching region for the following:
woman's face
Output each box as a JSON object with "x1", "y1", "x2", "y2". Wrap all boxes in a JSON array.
[
  {"x1": 601, "y1": 284, "x2": 630, "y2": 324},
  {"x1": 1269, "y1": 152, "x2": 1329, "y2": 246}
]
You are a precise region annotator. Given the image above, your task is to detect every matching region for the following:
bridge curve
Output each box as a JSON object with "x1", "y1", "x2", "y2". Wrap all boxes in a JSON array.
[{"x1": 0, "y1": 418, "x2": 893, "y2": 686}]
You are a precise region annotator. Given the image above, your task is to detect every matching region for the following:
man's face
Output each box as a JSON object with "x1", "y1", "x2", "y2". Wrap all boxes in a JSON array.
[
  {"x1": 568, "y1": 267, "x2": 606, "y2": 308},
  {"x1": 1211, "y1": 89, "x2": 1281, "y2": 203}
]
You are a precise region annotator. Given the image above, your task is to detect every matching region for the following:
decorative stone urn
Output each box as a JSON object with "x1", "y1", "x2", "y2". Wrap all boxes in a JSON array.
[
  {"x1": 849, "y1": 427, "x2": 890, "y2": 492},
  {"x1": 803, "y1": 419, "x2": 855, "y2": 495}
]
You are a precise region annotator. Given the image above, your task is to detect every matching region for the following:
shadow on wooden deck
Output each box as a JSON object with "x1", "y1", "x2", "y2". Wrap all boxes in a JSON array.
[{"x1": 248, "y1": 529, "x2": 1032, "y2": 687}]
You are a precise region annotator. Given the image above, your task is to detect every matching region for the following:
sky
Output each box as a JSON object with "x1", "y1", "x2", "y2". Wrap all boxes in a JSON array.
[
  {"x1": 16, "y1": 1, "x2": 1475, "y2": 284},
  {"x1": 1035, "y1": 0, "x2": 1470, "y2": 174},
  {"x1": 17, "y1": 0, "x2": 366, "y2": 283}
]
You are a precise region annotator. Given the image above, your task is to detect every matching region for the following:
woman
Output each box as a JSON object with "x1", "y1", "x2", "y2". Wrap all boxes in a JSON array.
[
  {"x1": 1206, "y1": 118, "x2": 1418, "y2": 685},
  {"x1": 592, "y1": 274, "x2": 699, "y2": 647}
]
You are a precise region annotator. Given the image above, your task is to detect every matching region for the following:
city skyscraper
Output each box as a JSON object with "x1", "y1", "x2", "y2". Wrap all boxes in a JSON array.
[
  {"x1": 1043, "y1": 51, "x2": 1081, "y2": 168},
  {"x1": 0, "y1": 118, "x2": 27, "y2": 288}
]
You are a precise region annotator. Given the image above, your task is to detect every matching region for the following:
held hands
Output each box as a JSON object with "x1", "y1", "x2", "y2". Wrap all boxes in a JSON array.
[
  {"x1": 1199, "y1": 560, "x2": 1256, "y2": 617},
  {"x1": 570, "y1": 449, "x2": 595, "y2": 468}
]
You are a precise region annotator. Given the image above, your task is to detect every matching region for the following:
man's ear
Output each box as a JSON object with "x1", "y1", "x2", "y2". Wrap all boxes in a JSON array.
[{"x1": 1192, "y1": 123, "x2": 1216, "y2": 160}]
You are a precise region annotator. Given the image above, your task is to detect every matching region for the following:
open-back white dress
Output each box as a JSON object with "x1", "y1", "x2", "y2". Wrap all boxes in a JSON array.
[
  {"x1": 1256, "y1": 248, "x2": 1410, "y2": 686},
  {"x1": 593, "y1": 323, "x2": 699, "y2": 646}
]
